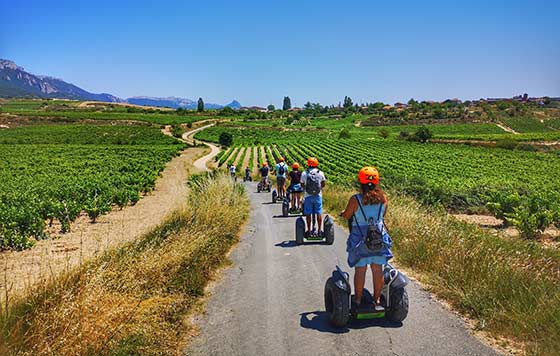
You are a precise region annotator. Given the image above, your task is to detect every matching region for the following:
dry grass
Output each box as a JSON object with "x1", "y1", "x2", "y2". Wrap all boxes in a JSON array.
[
  {"x1": 0, "y1": 173, "x2": 249, "y2": 356},
  {"x1": 323, "y1": 185, "x2": 560, "y2": 356}
]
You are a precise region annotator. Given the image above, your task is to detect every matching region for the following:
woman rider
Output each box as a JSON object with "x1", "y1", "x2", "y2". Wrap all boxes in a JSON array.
[
  {"x1": 340, "y1": 166, "x2": 392, "y2": 311},
  {"x1": 288, "y1": 162, "x2": 303, "y2": 211}
]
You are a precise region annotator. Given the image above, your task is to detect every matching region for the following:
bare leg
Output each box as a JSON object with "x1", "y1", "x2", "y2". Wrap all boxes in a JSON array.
[
  {"x1": 317, "y1": 214, "x2": 323, "y2": 233},
  {"x1": 305, "y1": 214, "x2": 312, "y2": 234},
  {"x1": 354, "y1": 266, "x2": 367, "y2": 304},
  {"x1": 371, "y1": 264, "x2": 384, "y2": 304}
]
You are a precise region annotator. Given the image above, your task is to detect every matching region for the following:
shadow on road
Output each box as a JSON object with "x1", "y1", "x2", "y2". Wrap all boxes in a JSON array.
[
  {"x1": 272, "y1": 214, "x2": 298, "y2": 219},
  {"x1": 299, "y1": 311, "x2": 403, "y2": 334},
  {"x1": 275, "y1": 240, "x2": 298, "y2": 248}
]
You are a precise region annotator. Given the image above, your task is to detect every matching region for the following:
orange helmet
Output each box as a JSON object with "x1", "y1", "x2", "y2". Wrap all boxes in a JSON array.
[
  {"x1": 307, "y1": 157, "x2": 318, "y2": 167},
  {"x1": 358, "y1": 166, "x2": 379, "y2": 185},
  {"x1": 263, "y1": 162, "x2": 268, "y2": 167},
  {"x1": 292, "y1": 162, "x2": 300, "y2": 170},
  {"x1": 279, "y1": 157, "x2": 285, "y2": 162}
]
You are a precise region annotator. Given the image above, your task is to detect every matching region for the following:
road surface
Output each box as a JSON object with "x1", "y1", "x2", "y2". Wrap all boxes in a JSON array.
[{"x1": 186, "y1": 183, "x2": 501, "y2": 356}]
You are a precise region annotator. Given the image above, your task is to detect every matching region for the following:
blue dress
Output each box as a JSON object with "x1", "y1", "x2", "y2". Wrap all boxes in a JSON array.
[{"x1": 346, "y1": 194, "x2": 393, "y2": 268}]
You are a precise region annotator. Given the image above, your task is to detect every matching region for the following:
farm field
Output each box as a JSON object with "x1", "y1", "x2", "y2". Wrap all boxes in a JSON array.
[
  {"x1": 209, "y1": 122, "x2": 560, "y2": 238},
  {"x1": 0, "y1": 124, "x2": 185, "y2": 250}
]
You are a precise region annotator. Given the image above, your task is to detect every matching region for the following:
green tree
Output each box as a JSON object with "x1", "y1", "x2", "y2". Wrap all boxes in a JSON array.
[
  {"x1": 414, "y1": 126, "x2": 433, "y2": 143},
  {"x1": 343, "y1": 96, "x2": 353, "y2": 108},
  {"x1": 267, "y1": 104, "x2": 275, "y2": 111},
  {"x1": 197, "y1": 97, "x2": 204, "y2": 112},
  {"x1": 338, "y1": 128, "x2": 351, "y2": 139},
  {"x1": 219, "y1": 132, "x2": 233, "y2": 147},
  {"x1": 433, "y1": 108, "x2": 445, "y2": 120},
  {"x1": 378, "y1": 128, "x2": 390, "y2": 139},
  {"x1": 282, "y1": 96, "x2": 292, "y2": 111}
]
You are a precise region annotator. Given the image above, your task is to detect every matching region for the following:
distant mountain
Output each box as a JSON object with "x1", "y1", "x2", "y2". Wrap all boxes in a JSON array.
[
  {"x1": 0, "y1": 59, "x2": 121, "y2": 102},
  {"x1": 226, "y1": 100, "x2": 242, "y2": 109},
  {"x1": 0, "y1": 58, "x2": 241, "y2": 108},
  {"x1": 125, "y1": 96, "x2": 241, "y2": 110}
]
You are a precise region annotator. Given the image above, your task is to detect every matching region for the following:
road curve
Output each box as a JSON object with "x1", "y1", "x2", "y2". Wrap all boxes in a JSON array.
[
  {"x1": 182, "y1": 123, "x2": 220, "y2": 172},
  {"x1": 186, "y1": 183, "x2": 501, "y2": 356}
]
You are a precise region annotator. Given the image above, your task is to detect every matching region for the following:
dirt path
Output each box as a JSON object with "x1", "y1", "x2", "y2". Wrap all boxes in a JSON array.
[
  {"x1": 496, "y1": 122, "x2": 519, "y2": 134},
  {"x1": 182, "y1": 124, "x2": 221, "y2": 172},
  {"x1": 252, "y1": 147, "x2": 258, "y2": 171},
  {"x1": 1, "y1": 146, "x2": 208, "y2": 304},
  {"x1": 241, "y1": 146, "x2": 252, "y2": 169},
  {"x1": 233, "y1": 147, "x2": 245, "y2": 167}
]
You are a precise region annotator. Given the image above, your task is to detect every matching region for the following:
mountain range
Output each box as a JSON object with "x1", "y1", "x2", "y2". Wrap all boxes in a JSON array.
[{"x1": 0, "y1": 59, "x2": 241, "y2": 109}]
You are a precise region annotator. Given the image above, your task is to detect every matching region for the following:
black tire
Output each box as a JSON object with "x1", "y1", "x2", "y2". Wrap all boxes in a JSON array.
[
  {"x1": 385, "y1": 288, "x2": 409, "y2": 322},
  {"x1": 324, "y1": 215, "x2": 335, "y2": 245},
  {"x1": 272, "y1": 190, "x2": 278, "y2": 203},
  {"x1": 324, "y1": 277, "x2": 350, "y2": 328},
  {"x1": 295, "y1": 217, "x2": 305, "y2": 245},
  {"x1": 282, "y1": 201, "x2": 289, "y2": 217}
]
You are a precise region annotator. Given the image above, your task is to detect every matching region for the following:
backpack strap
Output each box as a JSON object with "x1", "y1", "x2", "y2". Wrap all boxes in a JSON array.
[
  {"x1": 351, "y1": 195, "x2": 366, "y2": 238},
  {"x1": 355, "y1": 194, "x2": 369, "y2": 223}
]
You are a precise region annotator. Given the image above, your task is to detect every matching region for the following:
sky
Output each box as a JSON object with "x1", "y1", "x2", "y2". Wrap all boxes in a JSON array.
[{"x1": 1, "y1": 0, "x2": 559, "y2": 107}]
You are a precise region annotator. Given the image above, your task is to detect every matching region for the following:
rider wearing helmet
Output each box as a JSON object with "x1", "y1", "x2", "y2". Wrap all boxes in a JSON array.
[
  {"x1": 275, "y1": 157, "x2": 288, "y2": 199},
  {"x1": 288, "y1": 162, "x2": 303, "y2": 211},
  {"x1": 259, "y1": 162, "x2": 270, "y2": 188},
  {"x1": 340, "y1": 167, "x2": 392, "y2": 312},
  {"x1": 229, "y1": 164, "x2": 236, "y2": 179},
  {"x1": 300, "y1": 157, "x2": 326, "y2": 237}
]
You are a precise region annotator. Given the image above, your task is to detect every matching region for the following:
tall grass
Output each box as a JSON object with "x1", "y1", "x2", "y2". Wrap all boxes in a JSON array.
[
  {"x1": 323, "y1": 185, "x2": 560, "y2": 356},
  {"x1": 0, "y1": 173, "x2": 249, "y2": 356}
]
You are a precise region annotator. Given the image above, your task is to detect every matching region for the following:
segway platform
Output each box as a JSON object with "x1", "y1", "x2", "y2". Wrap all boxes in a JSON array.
[
  {"x1": 295, "y1": 214, "x2": 334, "y2": 245},
  {"x1": 324, "y1": 264, "x2": 409, "y2": 327}
]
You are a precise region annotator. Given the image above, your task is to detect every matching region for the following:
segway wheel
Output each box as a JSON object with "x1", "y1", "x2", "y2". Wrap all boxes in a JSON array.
[
  {"x1": 324, "y1": 277, "x2": 350, "y2": 328},
  {"x1": 282, "y1": 200, "x2": 289, "y2": 217},
  {"x1": 257, "y1": 185, "x2": 261, "y2": 193},
  {"x1": 324, "y1": 215, "x2": 335, "y2": 245},
  {"x1": 295, "y1": 217, "x2": 305, "y2": 245},
  {"x1": 272, "y1": 190, "x2": 278, "y2": 203},
  {"x1": 385, "y1": 287, "x2": 409, "y2": 322}
]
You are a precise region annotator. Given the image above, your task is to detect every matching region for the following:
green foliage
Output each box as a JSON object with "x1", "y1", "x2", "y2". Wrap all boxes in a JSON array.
[
  {"x1": 338, "y1": 128, "x2": 351, "y2": 139},
  {"x1": 267, "y1": 104, "x2": 275, "y2": 111},
  {"x1": 197, "y1": 97, "x2": 204, "y2": 112},
  {"x1": 378, "y1": 128, "x2": 390, "y2": 139},
  {"x1": 282, "y1": 96, "x2": 291, "y2": 111},
  {"x1": 0, "y1": 125, "x2": 183, "y2": 250},
  {"x1": 219, "y1": 132, "x2": 233, "y2": 147},
  {"x1": 413, "y1": 126, "x2": 433, "y2": 142}
]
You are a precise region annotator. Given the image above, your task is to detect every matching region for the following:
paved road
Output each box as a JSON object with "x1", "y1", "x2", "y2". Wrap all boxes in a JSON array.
[{"x1": 186, "y1": 183, "x2": 501, "y2": 356}]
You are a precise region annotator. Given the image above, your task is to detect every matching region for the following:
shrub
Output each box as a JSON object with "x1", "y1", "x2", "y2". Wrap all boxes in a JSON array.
[
  {"x1": 219, "y1": 132, "x2": 233, "y2": 147},
  {"x1": 378, "y1": 128, "x2": 390, "y2": 139},
  {"x1": 338, "y1": 128, "x2": 351, "y2": 139}
]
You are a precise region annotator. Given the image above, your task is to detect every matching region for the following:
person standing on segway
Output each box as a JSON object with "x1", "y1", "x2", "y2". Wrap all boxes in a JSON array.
[
  {"x1": 274, "y1": 157, "x2": 288, "y2": 199},
  {"x1": 259, "y1": 162, "x2": 270, "y2": 189},
  {"x1": 288, "y1": 162, "x2": 303, "y2": 212},
  {"x1": 300, "y1": 157, "x2": 326, "y2": 237},
  {"x1": 244, "y1": 166, "x2": 251, "y2": 181},
  {"x1": 340, "y1": 167, "x2": 393, "y2": 312}
]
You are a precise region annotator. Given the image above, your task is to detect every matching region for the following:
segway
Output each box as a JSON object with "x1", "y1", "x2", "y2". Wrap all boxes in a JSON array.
[
  {"x1": 324, "y1": 264, "x2": 409, "y2": 328},
  {"x1": 272, "y1": 189, "x2": 283, "y2": 203},
  {"x1": 257, "y1": 177, "x2": 271, "y2": 193},
  {"x1": 282, "y1": 189, "x2": 303, "y2": 217},
  {"x1": 295, "y1": 213, "x2": 334, "y2": 245}
]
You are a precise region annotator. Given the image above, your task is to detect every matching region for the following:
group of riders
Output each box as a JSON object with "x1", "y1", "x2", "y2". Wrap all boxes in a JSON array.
[{"x1": 230, "y1": 158, "x2": 391, "y2": 312}]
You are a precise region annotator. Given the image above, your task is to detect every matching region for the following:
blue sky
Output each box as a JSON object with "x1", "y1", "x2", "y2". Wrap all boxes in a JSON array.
[{"x1": 2, "y1": 0, "x2": 559, "y2": 106}]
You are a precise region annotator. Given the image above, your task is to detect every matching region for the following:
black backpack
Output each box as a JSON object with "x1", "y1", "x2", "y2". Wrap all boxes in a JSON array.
[
  {"x1": 353, "y1": 195, "x2": 384, "y2": 253},
  {"x1": 277, "y1": 163, "x2": 286, "y2": 175}
]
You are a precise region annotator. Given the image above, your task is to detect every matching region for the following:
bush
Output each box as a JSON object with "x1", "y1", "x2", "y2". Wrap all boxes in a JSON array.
[
  {"x1": 219, "y1": 132, "x2": 233, "y2": 147},
  {"x1": 338, "y1": 128, "x2": 351, "y2": 139},
  {"x1": 378, "y1": 128, "x2": 390, "y2": 139},
  {"x1": 495, "y1": 138, "x2": 518, "y2": 150},
  {"x1": 412, "y1": 126, "x2": 432, "y2": 143}
]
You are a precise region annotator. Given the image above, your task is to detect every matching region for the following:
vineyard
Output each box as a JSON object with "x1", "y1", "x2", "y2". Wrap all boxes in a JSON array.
[
  {"x1": 0, "y1": 124, "x2": 185, "y2": 250},
  {"x1": 216, "y1": 136, "x2": 560, "y2": 237}
]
